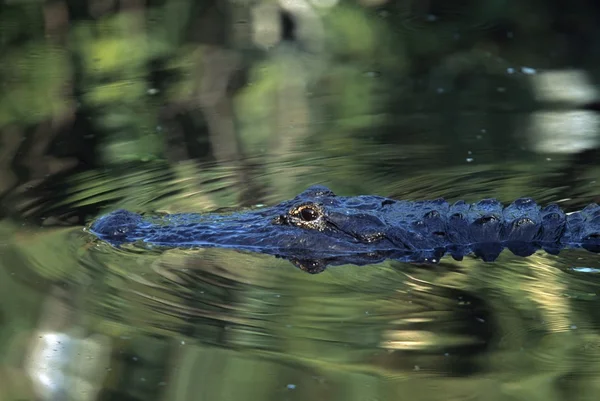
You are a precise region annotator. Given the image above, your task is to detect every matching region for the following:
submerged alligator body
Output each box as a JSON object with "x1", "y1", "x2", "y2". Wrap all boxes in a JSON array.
[{"x1": 89, "y1": 186, "x2": 600, "y2": 273}]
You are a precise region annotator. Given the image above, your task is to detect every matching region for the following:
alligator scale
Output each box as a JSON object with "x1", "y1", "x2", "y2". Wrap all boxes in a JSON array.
[{"x1": 89, "y1": 186, "x2": 600, "y2": 273}]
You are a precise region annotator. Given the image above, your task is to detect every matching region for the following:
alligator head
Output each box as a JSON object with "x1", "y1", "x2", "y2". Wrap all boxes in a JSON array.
[{"x1": 89, "y1": 185, "x2": 423, "y2": 273}]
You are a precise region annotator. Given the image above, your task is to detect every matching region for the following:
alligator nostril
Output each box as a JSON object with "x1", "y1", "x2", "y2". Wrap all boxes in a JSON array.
[{"x1": 114, "y1": 227, "x2": 129, "y2": 235}]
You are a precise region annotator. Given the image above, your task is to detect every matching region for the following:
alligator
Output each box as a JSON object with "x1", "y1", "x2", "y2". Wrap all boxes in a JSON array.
[{"x1": 88, "y1": 185, "x2": 600, "y2": 274}]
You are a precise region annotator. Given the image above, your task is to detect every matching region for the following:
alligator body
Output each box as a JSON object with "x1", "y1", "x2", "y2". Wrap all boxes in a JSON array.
[{"x1": 89, "y1": 186, "x2": 600, "y2": 273}]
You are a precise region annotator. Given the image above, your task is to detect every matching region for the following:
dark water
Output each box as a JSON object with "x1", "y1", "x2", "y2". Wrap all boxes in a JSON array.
[{"x1": 1, "y1": 1, "x2": 600, "y2": 401}]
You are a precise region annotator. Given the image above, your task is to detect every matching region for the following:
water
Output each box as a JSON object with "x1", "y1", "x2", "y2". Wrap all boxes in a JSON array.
[
  {"x1": 1, "y1": 161, "x2": 599, "y2": 401},
  {"x1": 1, "y1": 1, "x2": 600, "y2": 400}
]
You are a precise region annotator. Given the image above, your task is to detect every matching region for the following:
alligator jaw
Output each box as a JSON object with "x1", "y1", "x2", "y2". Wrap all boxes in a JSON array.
[{"x1": 287, "y1": 258, "x2": 328, "y2": 274}]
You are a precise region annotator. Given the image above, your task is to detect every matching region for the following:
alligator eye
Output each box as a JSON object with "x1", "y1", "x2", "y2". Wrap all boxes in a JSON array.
[{"x1": 298, "y1": 206, "x2": 319, "y2": 222}]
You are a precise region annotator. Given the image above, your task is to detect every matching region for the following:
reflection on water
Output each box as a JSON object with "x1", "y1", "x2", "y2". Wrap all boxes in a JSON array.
[
  {"x1": 1, "y1": 1, "x2": 600, "y2": 399},
  {"x1": 1, "y1": 165, "x2": 600, "y2": 401}
]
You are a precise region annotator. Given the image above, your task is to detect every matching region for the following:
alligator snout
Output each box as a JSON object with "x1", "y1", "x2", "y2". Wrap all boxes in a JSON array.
[{"x1": 89, "y1": 209, "x2": 143, "y2": 239}]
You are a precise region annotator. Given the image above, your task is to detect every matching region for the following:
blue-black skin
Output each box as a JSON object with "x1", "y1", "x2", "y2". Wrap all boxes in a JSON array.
[{"x1": 89, "y1": 185, "x2": 600, "y2": 273}]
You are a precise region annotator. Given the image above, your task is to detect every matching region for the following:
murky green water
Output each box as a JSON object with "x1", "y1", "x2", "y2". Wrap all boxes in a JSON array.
[
  {"x1": 2, "y1": 1, "x2": 600, "y2": 400},
  {"x1": 1, "y1": 160, "x2": 599, "y2": 401}
]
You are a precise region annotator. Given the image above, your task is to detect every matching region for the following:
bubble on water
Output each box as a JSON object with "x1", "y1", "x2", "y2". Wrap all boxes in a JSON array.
[
  {"x1": 571, "y1": 267, "x2": 600, "y2": 273},
  {"x1": 521, "y1": 66, "x2": 537, "y2": 75},
  {"x1": 364, "y1": 71, "x2": 380, "y2": 78}
]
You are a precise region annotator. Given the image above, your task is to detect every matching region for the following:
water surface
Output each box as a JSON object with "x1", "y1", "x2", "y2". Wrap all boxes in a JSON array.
[
  {"x1": 1, "y1": 1, "x2": 600, "y2": 400},
  {"x1": 1, "y1": 161, "x2": 600, "y2": 401}
]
